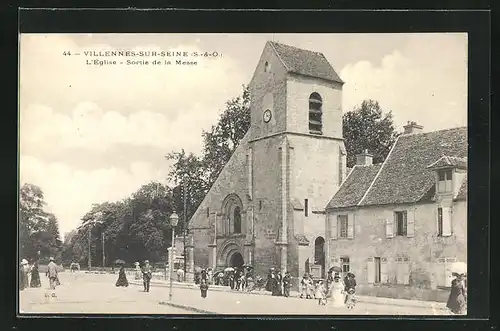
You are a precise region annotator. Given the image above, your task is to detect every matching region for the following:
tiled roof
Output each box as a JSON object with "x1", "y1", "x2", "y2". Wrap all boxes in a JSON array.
[
  {"x1": 346, "y1": 167, "x2": 353, "y2": 176},
  {"x1": 269, "y1": 42, "x2": 343, "y2": 84},
  {"x1": 360, "y1": 127, "x2": 467, "y2": 206},
  {"x1": 427, "y1": 156, "x2": 467, "y2": 170},
  {"x1": 326, "y1": 127, "x2": 467, "y2": 209},
  {"x1": 326, "y1": 164, "x2": 382, "y2": 209},
  {"x1": 455, "y1": 174, "x2": 467, "y2": 201}
]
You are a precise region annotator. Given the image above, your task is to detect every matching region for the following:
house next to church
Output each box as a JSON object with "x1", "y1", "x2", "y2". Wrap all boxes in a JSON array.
[
  {"x1": 186, "y1": 41, "x2": 348, "y2": 282},
  {"x1": 325, "y1": 123, "x2": 467, "y2": 300}
]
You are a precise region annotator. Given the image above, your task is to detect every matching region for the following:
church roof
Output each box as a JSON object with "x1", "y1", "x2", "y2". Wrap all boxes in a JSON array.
[
  {"x1": 269, "y1": 41, "x2": 343, "y2": 84},
  {"x1": 327, "y1": 127, "x2": 468, "y2": 209},
  {"x1": 326, "y1": 164, "x2": 381, "y2": 209}
]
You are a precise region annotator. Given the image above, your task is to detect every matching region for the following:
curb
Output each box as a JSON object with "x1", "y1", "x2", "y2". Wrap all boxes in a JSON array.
[
  {"x1": 131, "y1": 281, "x2": 448, "y2": 312},
  {"x1": 159, "y1": 301, "x2": 216, "y2": 314}
]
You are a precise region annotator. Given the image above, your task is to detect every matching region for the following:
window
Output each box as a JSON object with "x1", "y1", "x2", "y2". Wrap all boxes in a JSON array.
[
  {"x1": 395, "y1": 211, "x2": 407, "y2": 236},
  {"x1": 338, "y1": 215, "x2": 348, "y2": 238},
  {"x1": 304, "y1": 199, "x2": 309, "y2": 217},
  {"x1": 340, "y1": 257, "x2": 350, "y2": 274},
  {"x1": 309, "y1": 92, "x2": 323, "y2": 135},
  {"x1": 438, "y1": 207, "x2": 452, "y2": 236},
  {"x1": 259, "y1": 200, "x2": 262, "y2": 211},
  {"x1": 264, "y1": 61, "x2": 270, "y2": 72},
  {"x1": 438, "y1": 169, "x2": 453, "y2": 192},
  {"x1": 207, "y1": 207, "x2": 210, "y2": 218},
  {"x1": 438, "y1": 208, "x2": 443, "y2": 236},
  {"x1": 233, "y1": 206, "x2": 241, "y2": 233}
]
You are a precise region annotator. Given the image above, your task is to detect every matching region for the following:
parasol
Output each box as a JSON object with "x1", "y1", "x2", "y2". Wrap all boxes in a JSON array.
[
  {"x1": 114, "y1": 259, "x2": 125, "y2": 265},
  {"x1": 224, "y1": 267, "x2": 235, "y2": 272},
  {"x1": 329, "y1": 266, "x2": 342, "y2": 273},
  {"x1": 213, "y1": 270, "x2": 225, "y2": 276},
  {"x1": 242, "y1": 264, "x2": 253, "y2": 270},
  {"x1": 451, "y1": 261, "x2": 467, "y2": 275},
  {"x1": 194, "y1": 266, "x2": 203, "y2": 273}
]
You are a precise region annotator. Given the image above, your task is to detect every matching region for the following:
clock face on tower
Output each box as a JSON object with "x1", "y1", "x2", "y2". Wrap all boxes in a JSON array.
[{"x1": 263, "y1": 109, "x2": 272, "y2": 123}]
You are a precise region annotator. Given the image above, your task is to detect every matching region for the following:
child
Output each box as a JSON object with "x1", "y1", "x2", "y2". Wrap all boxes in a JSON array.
[{"x1": 315, "y1": 281, "x2": 327, "y2": 305}]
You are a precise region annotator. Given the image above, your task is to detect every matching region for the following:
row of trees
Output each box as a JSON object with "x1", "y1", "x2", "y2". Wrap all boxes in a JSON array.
[
  {"x1": 58, "y1": 86, "x2": 399, "y2": 267},
  {"x1": 19, "y1": 183, "x2": 63, "y2": 263}
]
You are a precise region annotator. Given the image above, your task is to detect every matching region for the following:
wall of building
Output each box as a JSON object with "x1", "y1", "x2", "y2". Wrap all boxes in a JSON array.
[
  {"x1": 250, "y1": 135, "x2": 284, "y2": 276},
  {"x1": 286, "y1": 76, "x2": 343, "y2": 139},
  {"x1": 325, "y1": 200, "x2": 467, "y2": 298},
  {"x1": 249, "y1": 43, "x2": 288, "y2": 141}
]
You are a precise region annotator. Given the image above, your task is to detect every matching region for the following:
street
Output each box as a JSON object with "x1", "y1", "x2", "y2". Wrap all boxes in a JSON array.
[{"x1": 19, "y1": 272, "x2": 450, "y2": 315}]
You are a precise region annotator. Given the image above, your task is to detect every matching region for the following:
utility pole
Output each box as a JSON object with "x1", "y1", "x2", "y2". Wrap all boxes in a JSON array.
[
  {"x1": 88, "y1": 226, "x2": 91, "y2": 271},
  {"x1": 183, "y1": 177, "x2": 187, "y2": 282},
  {"x1": 102, "y1": 232, "x2": 105, "y2": 268}
]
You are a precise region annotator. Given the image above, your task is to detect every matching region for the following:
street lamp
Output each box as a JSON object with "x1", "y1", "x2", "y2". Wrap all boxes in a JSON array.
[{"x1": 168, "y1": 212, "x2": 179, "y2": 301}]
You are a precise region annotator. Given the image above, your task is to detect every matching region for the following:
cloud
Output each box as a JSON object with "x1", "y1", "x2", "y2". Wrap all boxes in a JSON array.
[
  {"x1": 340, "y1": 47, "x2": 467, "y2": 132},
  {"x1": 20, "y1": 155, "x2": 169, "y2": 235},
  {"x1": 20, "y1": 102, "x2": 218, "y2": 156}
]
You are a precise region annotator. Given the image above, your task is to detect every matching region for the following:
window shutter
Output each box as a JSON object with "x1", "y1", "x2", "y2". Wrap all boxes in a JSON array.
[
  {"x1": 442, "y1": 207, "x2": 452, "y2": 236},
  {"x1": 331, "y1": 216, "x2": 338, "y2": 240},
  {"x1": 406, "y1": 213, "x2": 415, "y2": 238},
  {"x1": 367, "y1": 258, "x2": 375, "y2": 284},
  {"x1": 347, "y1": 216, "x2": 354, "y2": 239},
  {"x1": 404, "y1": 263, "x2": 410, "y2": 285},
  {"x1": 380, "y1": 258, "x2": 389, "y2": 283},
  {"x1": 385, "y1": 218, "x2": 394, "y2": 238}
]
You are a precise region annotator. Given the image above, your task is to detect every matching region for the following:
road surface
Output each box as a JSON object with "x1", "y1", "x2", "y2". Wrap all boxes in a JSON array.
[{"x1": 19, "y1": 272, "x2": 450, "y2": 315}]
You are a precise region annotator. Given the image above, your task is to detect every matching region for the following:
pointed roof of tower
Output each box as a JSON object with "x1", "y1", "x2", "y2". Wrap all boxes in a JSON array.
[{"x1": 268, "y1": 41, "x2": 343, "y2": 84}]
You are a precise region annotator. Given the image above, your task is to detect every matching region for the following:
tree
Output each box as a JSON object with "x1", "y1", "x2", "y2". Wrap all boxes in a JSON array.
[
  {"x1": 201, "y1": 85, "x2": 250, "y2": 187},
  {"x1": 343, "y1": 99, "x2": 400, "y2": 168},
  {"x1": 19, "y1": 183, "x2": 49, "y2": 259},
  {"x1": 166, "y1": 150, "x2": 208, "y2": 229}
]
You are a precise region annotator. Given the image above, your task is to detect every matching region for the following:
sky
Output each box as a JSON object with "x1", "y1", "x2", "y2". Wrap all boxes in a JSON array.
[{"x1": 19, "y1": 33, "x2": 468, "y2": 236}]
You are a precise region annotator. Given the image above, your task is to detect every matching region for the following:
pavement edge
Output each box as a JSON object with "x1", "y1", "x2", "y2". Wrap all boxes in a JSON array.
[{"x1": 158, "y1": 301, "x2": 217, "y2": 315}]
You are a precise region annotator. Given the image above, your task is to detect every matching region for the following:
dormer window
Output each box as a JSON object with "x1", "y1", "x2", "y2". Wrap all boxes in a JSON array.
[
  {"x1": 438, "y1": 169, "x2": 453, "y2": 193},
  {"x1": 309, "y1": 92, "x2": 323, "y2": 135}
]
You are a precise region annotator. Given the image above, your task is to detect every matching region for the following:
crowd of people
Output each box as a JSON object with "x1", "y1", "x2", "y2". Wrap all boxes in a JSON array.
[
  {"x1": 20, "y1": 256, "x2": 467, "y2": 315},
  {"x1": 19, "y1": 257, "x2": 60, "y2": 295}
]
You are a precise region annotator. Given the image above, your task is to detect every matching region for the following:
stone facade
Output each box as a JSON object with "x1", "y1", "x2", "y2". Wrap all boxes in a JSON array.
[
  {"x1": 325, "y1": 199, "x2": 467, "y2": 290},
  {"x1": 188, "y1": 41, "x2": 346, "y2": 282}
]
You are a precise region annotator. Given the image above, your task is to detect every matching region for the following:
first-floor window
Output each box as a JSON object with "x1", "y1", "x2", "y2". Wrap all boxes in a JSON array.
[
  {"x1": 338, "y1": 215, "x2": 348, "y2": 238},
  {"x1": 340, "y1": 256, "x2": 350, "y2": 274},
  {"x1": 395, "y1": 211, "x2": 408, "y2": 236}
]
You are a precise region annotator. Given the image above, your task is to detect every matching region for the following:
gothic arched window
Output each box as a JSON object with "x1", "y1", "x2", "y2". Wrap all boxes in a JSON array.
[
  {"x1": 234, "y1": 206, "x2": 242, "y2": 233},
  {"x1": 309, "y1": 92, "x2": 323, "y2": 135}
]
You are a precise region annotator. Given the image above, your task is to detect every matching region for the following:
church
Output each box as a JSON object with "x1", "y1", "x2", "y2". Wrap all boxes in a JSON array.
[{"x1": 186, "y1": 41, "x2": 348, "y2": 282}]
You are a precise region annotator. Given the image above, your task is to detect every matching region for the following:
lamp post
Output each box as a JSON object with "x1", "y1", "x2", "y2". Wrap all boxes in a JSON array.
[{"x1": 168, "y1": 212, "x2": 179, "y2": 301}]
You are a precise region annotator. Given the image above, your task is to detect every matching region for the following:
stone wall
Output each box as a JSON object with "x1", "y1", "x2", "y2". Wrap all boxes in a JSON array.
[{"x1": 325, "y1": 200, "x2": 467, "y2": 292}]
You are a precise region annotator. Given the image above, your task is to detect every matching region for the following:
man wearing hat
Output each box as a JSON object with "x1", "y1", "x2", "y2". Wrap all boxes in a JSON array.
[
  {"x1": 283, "y1": 271, "x2": 292, "y2": 298},
  {"x1": 141, "y1": 260, "x2": 152, "y2": 292},
  {"x1": 46, "y1": 257, "x2": 58, "y2": 290}
]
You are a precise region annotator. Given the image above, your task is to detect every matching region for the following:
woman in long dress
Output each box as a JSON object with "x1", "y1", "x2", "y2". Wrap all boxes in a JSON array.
[
  {"x1": 115, "y1": 265, "x2": 129, "y2": 287},
  {"x1": 329, "y1": 274, "x2": 345, "y2": 308},
  {"x1": 446, "y1": 273, "x2": 466, "y2": 314},
  {"x1": 30, "y1": 261, "x2": 41, "y2": 288},
  {"x1": 19, "y1": 262, "x2": 26, "y2": 291},
  {"x1": 134, "y1": 262, "x2": 142, "y2": 280}
]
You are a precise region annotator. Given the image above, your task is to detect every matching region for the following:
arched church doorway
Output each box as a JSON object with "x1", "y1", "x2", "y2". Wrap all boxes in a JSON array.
[
  {"x1": 314, "y1": 237, "x2": 326, "y2": 278},
  {"x1": 229, "y1": 252, "x2": 244, "y2": 268}
]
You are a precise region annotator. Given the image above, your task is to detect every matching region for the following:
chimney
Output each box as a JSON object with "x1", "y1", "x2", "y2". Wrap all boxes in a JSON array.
[
  {"x1": 403, "y1": 121, "x2": 423, "y2": 134},
  {"x1": 356, "y1": 149, "x2": 373, "y2": 166}
]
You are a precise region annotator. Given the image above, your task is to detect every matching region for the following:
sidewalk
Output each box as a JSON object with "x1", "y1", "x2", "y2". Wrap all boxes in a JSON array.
[{"x1": 129, "y1": 278, "x2": 448, "y2": 312}]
